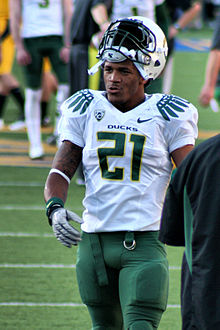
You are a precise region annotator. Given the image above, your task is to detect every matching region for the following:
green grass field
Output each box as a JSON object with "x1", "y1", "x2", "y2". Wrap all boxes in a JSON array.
[{"x1": 0, "y1": 27, "x2": 219, "y2": 329}]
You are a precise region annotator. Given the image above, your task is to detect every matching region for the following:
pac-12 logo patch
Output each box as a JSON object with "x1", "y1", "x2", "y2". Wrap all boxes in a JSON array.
[{"x1": 94, "y1": 109, "x2": 105, "y2": 121}]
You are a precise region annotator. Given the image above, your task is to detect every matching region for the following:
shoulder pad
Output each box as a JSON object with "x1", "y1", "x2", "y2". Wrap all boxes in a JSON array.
[
  {"x1": 67, "y1": 89, "x2": 94, "y2": 114},
  {"x1": 156, "y1": 95, "x2": 190, "y2": 121}
]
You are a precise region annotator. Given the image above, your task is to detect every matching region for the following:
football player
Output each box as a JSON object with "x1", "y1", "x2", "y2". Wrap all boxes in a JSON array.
[
  {"x1": 9, "y1": 0, "x2": 73, "y2": 159},
  {"x1": 44, "y1": 17, "x2": 198, "y2": 329}
]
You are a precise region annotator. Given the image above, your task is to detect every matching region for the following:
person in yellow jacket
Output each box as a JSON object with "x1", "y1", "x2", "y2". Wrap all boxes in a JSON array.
[{"x1": 0, "y1": 0, "x2": 25, "y2": 130}]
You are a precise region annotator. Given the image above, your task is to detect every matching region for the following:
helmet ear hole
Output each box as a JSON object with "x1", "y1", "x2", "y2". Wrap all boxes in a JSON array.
[{"x1": 154, "y1": 60, "x2": 160, "y2": 67}]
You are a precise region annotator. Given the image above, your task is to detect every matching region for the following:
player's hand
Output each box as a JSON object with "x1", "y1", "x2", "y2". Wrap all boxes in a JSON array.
[
  {"x1": 16, "y1": 46, "x2": 32, "y2": 66},
  {"x1": 199, "y1": 84, "x2": 214, "y2": 107},
  {"x1": 168, "y1": 26, "x2": 178, "y2": 39},
  {"x1": 60, "y1": 46, "x2": 70, "y2": 63},
  {"x1": 51, "y1": 208, "x2": 83, "y2": 248}
]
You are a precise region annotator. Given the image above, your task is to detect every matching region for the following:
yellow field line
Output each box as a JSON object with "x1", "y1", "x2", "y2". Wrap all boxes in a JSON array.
[
  {"x1": 0, "y1": 126, "x2": 53, "y2": 134},
  {"x1": 0, "y1": 130, "x2": 219, "y2": 168},
  {"x1": 0, "y1": 156, "x2": 54, "y2": 168},
  {"x1": 198, "y1": 130, "x2": 219, "y2": 139},
  {"x1": 0, "y1": 139, "x2": 57, "y2": 153}
]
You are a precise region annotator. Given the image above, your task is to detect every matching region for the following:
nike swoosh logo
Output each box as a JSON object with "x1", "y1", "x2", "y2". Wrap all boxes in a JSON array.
[{"x1": 137, "y1": 117, "x2": 152, "y2": 123}]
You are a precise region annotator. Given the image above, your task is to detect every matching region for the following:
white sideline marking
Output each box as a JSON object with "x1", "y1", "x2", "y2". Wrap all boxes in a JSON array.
[
  {"x1": 0, "y1": 302, "x2": 84, "y2": 307},
  {"x1": 0, "y1": 182, "x2": 44, "y2": 187},
  {"x1": 0, "y1": 206, "x2": 83, "y2": 211},
  {"x1": 0, "y1": 232, "x2": 54, "y2": 237},
  {"x1": 0, "y1": 182, "x2": 79, "y2": 187},
  {"x1": 0, "y1": 263, "x2": 180, "y2": 270},
  {"x1": 0, "y1": 302, "x2": 181, "y2": 308},
  {"x1": 0, "y1": 206, "x2": 44, "y2": 210},
  {"x1": 0, "y1": 263, "x2": 75, "y2": 268}
]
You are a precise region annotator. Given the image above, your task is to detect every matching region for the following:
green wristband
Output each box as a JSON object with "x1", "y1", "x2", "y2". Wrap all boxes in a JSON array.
[
  {"x1": 46, "y1": 197, "x2": 64, "y2": 225},
  {"x1": 46, "y1": 197, "x2": 64, "y2": 210}
]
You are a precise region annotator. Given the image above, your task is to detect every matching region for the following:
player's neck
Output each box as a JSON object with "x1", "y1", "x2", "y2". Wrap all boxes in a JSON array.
[{"x1": 106, "y1": 94, "x2": 146, "y2": 112}]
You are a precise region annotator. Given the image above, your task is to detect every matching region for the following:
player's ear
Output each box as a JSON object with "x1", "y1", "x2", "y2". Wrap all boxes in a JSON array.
[
  {"x1": 140, "y1": 77, "x2": 149, "y2": 86},
  {"x1": 142, "y1": 78, "x2": 151, "y2": 87}
]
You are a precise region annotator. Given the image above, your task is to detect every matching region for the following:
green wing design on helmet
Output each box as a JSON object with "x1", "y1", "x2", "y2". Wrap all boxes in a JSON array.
[
  {"x1": 67, "y1": 89, "x2": 94, "y2": 114},
  {"x1": 157, "y1": 95, "x2": 190, "y2": 121}
]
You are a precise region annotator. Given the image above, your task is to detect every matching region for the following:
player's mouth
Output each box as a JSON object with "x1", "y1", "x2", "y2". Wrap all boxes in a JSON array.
[{"x1": 106, "y1": 85, "x2": 121, "y2": 94}]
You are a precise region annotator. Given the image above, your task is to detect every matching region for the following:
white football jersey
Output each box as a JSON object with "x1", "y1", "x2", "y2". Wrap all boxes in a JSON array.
[
  {"x1": 59, "y1": 90, "x2": 198, "y2": 233},
  {"x1": 21, "y1": 0, "x2": 63, "y2": 38},
  {"x1": 111, "y1": 0, "x2": 165, "y2": 22}
]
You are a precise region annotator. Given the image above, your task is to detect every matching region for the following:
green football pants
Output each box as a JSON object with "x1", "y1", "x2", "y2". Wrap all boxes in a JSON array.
[
  {"x1": 23, "y1": 36, "x2": 68, "y2": 88},
  {"x1": 76, "y1": 231, "x2": 169, "y2": 329}
]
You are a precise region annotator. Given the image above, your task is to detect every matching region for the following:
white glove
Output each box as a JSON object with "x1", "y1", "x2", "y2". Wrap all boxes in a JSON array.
[{"x1": 51, "y1": 208, "x2": 83, "y2": 248}]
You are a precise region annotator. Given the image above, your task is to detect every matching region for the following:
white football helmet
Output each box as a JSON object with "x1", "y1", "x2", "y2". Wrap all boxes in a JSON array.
[{"x1": 88, "y1": 16, "x2": 168, "y2": 81}]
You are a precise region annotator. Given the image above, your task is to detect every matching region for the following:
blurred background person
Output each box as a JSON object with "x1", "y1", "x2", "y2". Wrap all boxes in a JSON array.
[
  {"x1": 163, "y1": 0, "x2": 202, "y2": 94},
  {"x1": 0, "y1": 0, "x2": 59, "y2": 131},
  {"x1": 69, "y1": 0, "x2": 110, "y2": 185},
  {"x1": 69, "y1": 0, "x2": 110, "y2": 95},
  {"x1": 0, "y1": 0, "x2": 25, "y2": 131},
  {"x1": 9, "y1": 0, "x2": 73, "y2": 160},
  {"x1": 202, "y1": 0, "x2": 220, "y2": 28},
  {"x1": 41, "y1": 58, "x2": 58, "y2": 128},
  {"x1": 199, "y1": 14, "x2": 220, "y2": 110}
]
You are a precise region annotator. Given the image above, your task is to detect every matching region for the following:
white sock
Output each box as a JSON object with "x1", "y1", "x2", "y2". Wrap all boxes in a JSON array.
[
  {"x1": 25, "y1": 88, "x2": 43, "y2": 157},
  {"x1": 54, "y1": 84, "x2": 69, "y2": 137}
]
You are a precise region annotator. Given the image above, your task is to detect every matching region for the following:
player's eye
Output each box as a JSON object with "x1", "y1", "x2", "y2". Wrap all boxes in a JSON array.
[{"x1": 104, "y1": 66, "x2": 113, "y2": 73}]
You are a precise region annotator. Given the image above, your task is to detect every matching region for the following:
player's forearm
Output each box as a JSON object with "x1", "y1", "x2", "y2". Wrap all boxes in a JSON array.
[
  {"x1": 176, "y1": 2, "x2": 201, "y2": 29},
  {"x1": 9, "y1": 0, "x2": 23, "y2": 49},
  {"x1": 91, "y1": 3, "x2": 110, "y2": 32},
  {"x1": 204, "y1": 50, "x2": 220, "y2": 89},
  {"x1": 62, "y1": 0, "x2": 74, "y2": 47},
  {"x1": 44, "y1": 140, "x2": 83, "y2": 202},
  {"x1": 44, "y1": 172, "x2": 69, "y2": 203}
]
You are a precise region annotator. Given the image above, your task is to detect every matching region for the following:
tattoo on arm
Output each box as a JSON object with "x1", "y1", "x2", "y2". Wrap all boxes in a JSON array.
[{"x1": 52, "y1": 141, "x2": 83, "y2": 180}]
